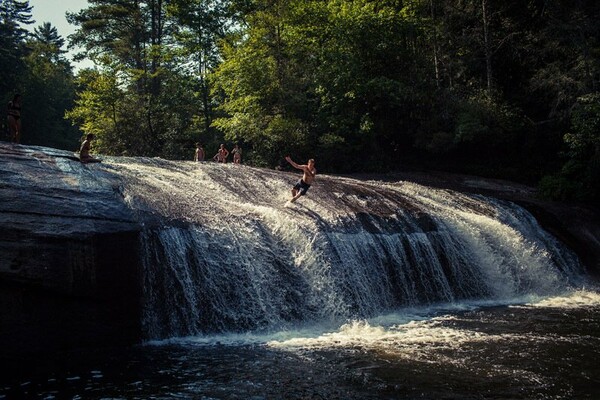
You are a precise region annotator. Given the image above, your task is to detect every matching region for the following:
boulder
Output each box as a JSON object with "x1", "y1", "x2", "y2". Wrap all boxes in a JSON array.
[{"x1": 0, "y1": 143, "x2": 142, "y2": 358}]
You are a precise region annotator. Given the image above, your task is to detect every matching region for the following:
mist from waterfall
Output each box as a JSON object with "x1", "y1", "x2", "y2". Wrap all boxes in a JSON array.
[{"x1": 105, "y1": 158, "x2": 585, "y2": 340}]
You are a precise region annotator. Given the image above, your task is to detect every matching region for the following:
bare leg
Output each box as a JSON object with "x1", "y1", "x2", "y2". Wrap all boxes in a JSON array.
[
  {"x1": 7, "y1": 117, "x2": 17, "y2": 143},
  {"x1": 291, "y1": 188, "x2": 298, "y2": 197},
  {"x1": 290, "y1": 192, "x2": 303, "y2": 203},
  {"x1": 15, "y1": 120, "x2": 21, "y2": 143}
]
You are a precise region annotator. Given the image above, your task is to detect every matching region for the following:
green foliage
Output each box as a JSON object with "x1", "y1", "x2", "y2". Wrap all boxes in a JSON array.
[
  {"x1": 32, "y1": 22, "x2": 66, "y2": 61},
  {"x1": 565, "y1": 93, "x2": 600, "y2": 157},
  {"x1": 537, "y1": 173, "x2": 579, "y2": 202},
  {"x1": 211, "y1": 0, "x2": 433, "y2": 170},
  {"x1": 67, "y1": 0, "x2": 146, "y2": 68},
  {"x1": 65, "y1": 67, "x2": 125, "y2": 154},
  {"x1": 527, "y1": 1, "x2": 600, "y2": 120},
  {"x1": 0, "y1": 0, "x2": 33, "y2": 92},
  {"x1": 63, "y1": 0, "x2": 233, "y2": 159},
  {"x1": 540, "y1": 93, "x2": 600, "y2": 202},
  {"x1": 0, "y1": 13, "x2": 78, "y2": 149},
  {"x1": 211, "y1": 0, "x2": 312, "y2": 166},
  {"x1": 21, "y1": 24, "x2": 79, "y2": 149},
  {"x1": 454, "y1": 91, "x2": 524, "y2": 146}
]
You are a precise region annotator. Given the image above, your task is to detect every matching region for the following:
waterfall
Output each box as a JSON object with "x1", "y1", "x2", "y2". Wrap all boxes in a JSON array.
[{"x1": 107, "y1": 158, "x2": 584, "y2": 339}]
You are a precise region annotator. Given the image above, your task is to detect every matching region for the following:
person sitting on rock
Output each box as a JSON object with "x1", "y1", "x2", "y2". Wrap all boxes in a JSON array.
[
  {"x1": 213, "y1": 143, "x2": 229, "y2": 163},
  {"x1": 79, "y1": 134, "x2": 101, "y2": 163}
]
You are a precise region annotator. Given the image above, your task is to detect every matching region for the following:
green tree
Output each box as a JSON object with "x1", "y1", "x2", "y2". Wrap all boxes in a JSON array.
[
  {"x1": 0, "y1": 0, "x2": 32, "y2": 93},
  {"x1": 167, "y1": 0, "x2": 230, "y2": 148},
  {"x1": 67, "y1": 0, "x2": 173, "y2": 156},
  {"x1": 212, "y1": 0, "x2": 311, "y2": 167},
  {"x1": 212, "y1": 0, "x2": 433, "y2": 170},
  {"x1": 65, "y1": 66, "x2": 126, "y2": 154},
  {"x1": 22, "y1": 23, "x2": 79, "y2": 149},
  {"x1": 539, "y1": 92, "x2": 600, "y2": 202},
  {"x1": 305, "y1": 0, "x2": 432, "y2": 170},
  {"x1": 31, "y1": 22, "x2": 66, "y2": 62}
]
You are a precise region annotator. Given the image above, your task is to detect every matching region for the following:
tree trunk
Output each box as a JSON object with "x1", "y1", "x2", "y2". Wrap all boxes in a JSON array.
[
  {"x1": 482, "y1": 0, "x2": 492, "y2": 91},
  {"x1": 430, "y1": 0, "x2": 440, "y2": 89},
  {"x1": 199, "y1": 33, "x2": 211, "y2": 138},
  {"x1": 150, "y1": 0, "x2": 163, "y2": 97}
]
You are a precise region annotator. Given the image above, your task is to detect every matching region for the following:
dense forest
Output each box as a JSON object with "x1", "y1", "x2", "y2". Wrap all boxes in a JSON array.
[{"x1": 1, "y1": 0, "x2": 599, "y2": 202}]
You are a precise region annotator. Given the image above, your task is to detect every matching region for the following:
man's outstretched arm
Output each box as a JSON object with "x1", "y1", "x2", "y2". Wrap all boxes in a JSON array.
[{"x1": 285, "y1": 156, "x2": 305, "y2": 170}]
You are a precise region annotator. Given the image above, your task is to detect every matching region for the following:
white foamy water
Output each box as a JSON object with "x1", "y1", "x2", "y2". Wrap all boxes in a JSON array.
[
  {"x1": 521, "y1": 289, "x2": 600, "y2": 308},
  {"x1": 264, "y1": 289, "x2": 597, "y2": 347},
  {"x1": 144, "y1": 289, "x2": 599, "y2": 353},
  {"x1": 98, "y1": 158, "x2": 589, "y2": 339}
]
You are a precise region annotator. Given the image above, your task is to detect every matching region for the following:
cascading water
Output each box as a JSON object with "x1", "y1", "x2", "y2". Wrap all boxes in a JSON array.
[{"x1": 107, "y1": 157, "x2": 584, "y2": 340}]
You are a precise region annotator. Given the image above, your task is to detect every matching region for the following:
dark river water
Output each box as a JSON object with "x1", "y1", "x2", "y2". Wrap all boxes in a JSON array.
[{"x1": 2, "y1": 291, "x2": 600, "y2": 399}]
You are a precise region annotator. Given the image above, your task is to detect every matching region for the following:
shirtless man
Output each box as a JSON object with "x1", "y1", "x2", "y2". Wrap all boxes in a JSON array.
[
  {"x1": 79, "y1": 134, "x2": 101, "y2": 163},
  {"x1": 286, "y1": 156, "x2": 316, "y2": 203},
  {"x1": 194, "y1": 142, "x2": 205, "y2": 162}
]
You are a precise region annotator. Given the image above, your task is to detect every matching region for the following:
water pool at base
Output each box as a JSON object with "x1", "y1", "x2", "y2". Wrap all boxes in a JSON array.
[{"x1": 3, "y1": 291, "x2": 600, "y2": 399}]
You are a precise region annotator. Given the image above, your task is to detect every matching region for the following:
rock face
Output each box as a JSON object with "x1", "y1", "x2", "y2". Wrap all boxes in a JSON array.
[{"x1": 0, "y1": 143, "x2": 142, "y2": 358}]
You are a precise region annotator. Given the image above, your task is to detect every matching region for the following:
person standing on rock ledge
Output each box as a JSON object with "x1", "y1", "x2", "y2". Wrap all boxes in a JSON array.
[
  {"x1": 213, "y1": 143, "x2": 229, "y2": 163},
  {"x1": 7, "y1": 94, "x2": 22, "y2": 143},
  {"x1": 232, "y1": 144, "x2": 242, "y2": 164},
  {"x1": 194, "y1": 142, "x2": 205, "y2": 162},
  {"x1": 79, "y1": 134, "x2": 102, "y2": 163}
]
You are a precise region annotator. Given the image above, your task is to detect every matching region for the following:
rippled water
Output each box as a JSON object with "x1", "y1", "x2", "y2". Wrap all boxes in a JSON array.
[{"x1": 3, "y1": 291, "x2": 599, "y2": 399}]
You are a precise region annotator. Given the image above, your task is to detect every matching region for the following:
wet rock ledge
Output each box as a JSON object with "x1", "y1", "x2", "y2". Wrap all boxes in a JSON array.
[{"x1": 0, "y1": 143, "x2": 143, "y2": 359}]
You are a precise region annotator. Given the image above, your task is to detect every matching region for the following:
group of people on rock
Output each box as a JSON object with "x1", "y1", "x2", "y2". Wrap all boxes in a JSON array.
[
  {"x1": 194, "y1": 142, "x2": 316, "y2": 203},
  {"x1": 5, "y1": 93, "x2": 100, "y2": 163},
  {"x1": 194, "y1": 142, "x2": 243, "y2": 164},
  {"x1": 5, "y1": 93, "x2": 316, "y2": 203}
]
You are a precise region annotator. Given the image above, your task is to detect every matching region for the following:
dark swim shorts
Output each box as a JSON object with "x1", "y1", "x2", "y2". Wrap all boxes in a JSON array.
[{"x1": 293, "y1": 179, "x2": 311, "y2": 196}]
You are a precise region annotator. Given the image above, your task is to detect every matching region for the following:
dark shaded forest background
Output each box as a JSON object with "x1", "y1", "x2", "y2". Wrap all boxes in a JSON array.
[{"x1": 1, "y1": 0, "x2": 599, "y2": 203}]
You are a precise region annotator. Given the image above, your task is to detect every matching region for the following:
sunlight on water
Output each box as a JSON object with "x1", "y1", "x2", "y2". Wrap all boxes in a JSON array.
[
  {"x1": 257, "y1": 288, "x2": 600, "y2": 396},
  {"x1": 267, "y1": 289, "x2": 600, "y2": 352},
  {"x1": 521, "y1": 289, "x2": 600, "y2": 308}
]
